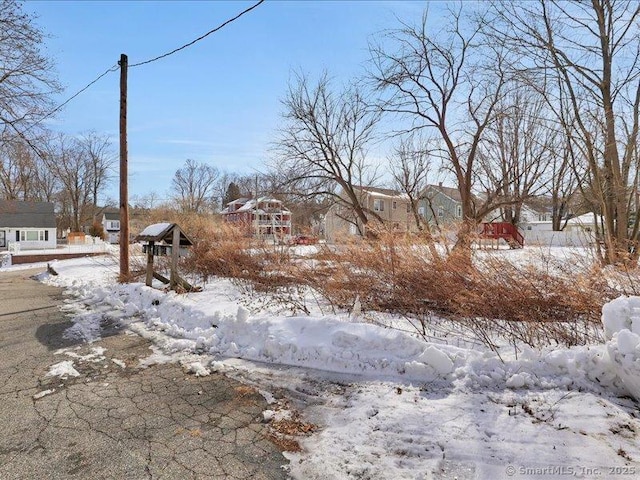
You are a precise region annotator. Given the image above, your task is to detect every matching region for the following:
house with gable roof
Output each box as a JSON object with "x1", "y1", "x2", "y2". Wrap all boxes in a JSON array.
[
  {"x1": 100, "y1": 210, "x2": 121, "y2": 244},
  {"x1": 324, "y1": 186, "x2": 417, "y2": 242},
  {"x1": 221, "y1": 196, "x2": 292, "y2": 241},
  {"x1": 0, "y1": 200, "x2": 57, "y2": 251},
  {"x1": 420, "y1": 183, "x2": 464, "y2": 225}
]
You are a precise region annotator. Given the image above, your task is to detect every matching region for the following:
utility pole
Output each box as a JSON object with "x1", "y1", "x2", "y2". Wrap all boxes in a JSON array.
[{"x1": 119, "y1": 53, "x2": 130, "y2": 281}]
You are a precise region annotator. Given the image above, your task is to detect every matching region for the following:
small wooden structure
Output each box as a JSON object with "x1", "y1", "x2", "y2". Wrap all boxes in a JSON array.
[
  {"x1": 480, "y1": 222, "x2": 525, "y2": 249},
  {"x1": 135, "y1": 223, "x2": 195, "y2": 291}
]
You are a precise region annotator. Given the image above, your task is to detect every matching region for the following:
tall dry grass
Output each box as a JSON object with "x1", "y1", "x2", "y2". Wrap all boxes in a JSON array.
[{"x1": 173, "y1": 223, "x2": 627, "y2": 349}]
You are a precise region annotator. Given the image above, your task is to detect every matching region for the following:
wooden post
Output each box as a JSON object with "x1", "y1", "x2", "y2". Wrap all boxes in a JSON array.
[
  {"x1": 170, "y1": 226, "x2": 180, "y2": 290},
  {"x1": 145, "y1": 241, "x2": 154, "y2": 287},
  {"x1": 119, "y1": 53, "x2": 130, "y2": 281}
]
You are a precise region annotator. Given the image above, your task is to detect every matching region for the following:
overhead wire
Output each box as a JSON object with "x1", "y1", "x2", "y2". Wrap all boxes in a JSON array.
[
  {"x1": 15, "y1": 0, "x2": 265, "y2": 135},
  {"x1": 4, "y1": 64, "x2": 121, "y2": 162},
  {"x1": 7, "y1": 0, "x2": 265, "y2": 160},
  {"x1": 129, "y1": 0, "x2": 265, "y2": 68},
  {"x1": 20, "y1": 63, "x2": 120, "y2": 136}
]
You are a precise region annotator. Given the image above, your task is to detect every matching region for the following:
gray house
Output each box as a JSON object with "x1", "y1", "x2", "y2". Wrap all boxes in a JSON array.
[
  {"x1": 0, "y1": 200, "x2": 57, "y2": 251},
  {"x1": 420, "y1": 184, "x2": 464, "y2": 225}
]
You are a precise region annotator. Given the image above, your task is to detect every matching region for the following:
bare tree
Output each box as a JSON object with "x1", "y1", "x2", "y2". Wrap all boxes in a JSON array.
[
  {"x1": 131, "y1": 191, "x2": 162, "y2": 211},
  {"x1": 0, "y1": 1, "x2": 60, "y2": 136},
  {"x1": 32, "y1": 152, "x2": 60, "y2": 203},
  {"x1": 389, "y1": 133, "x2": 441, "y2": 257},
  {"x1": 171, "y1": 158, "x2": 220, "y2": 214},
  {"x1": 476, "y1": 88, "x2": 554, "y2": 225},
  {"x1": 0, "y1": 136, "x2": 37, "y2": 200},
  {"x1": 388, "y1": 134, "x2": 431, "y2": 229},
  {"x1": 42, "y1": 134, "x2": 92, "y2": 232},
  {"x1": 78, "y1": 131, "x2": 115, "y2": 208},
  {"x1": 543, "y1": 134, "x2": 584, "y2": 232},
  {"x1": 489, "y1": 0, "x2": 640, "y2": 264},
  {"x1": 370, "y1": 8, "x2": 511, "y2": 252},
  {"x1": 272, "y1": 71, "x2": 382, "y2": 235}
]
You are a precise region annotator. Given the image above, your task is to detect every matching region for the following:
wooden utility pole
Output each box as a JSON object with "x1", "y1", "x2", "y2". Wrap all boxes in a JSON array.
[
  {"x1": 119, "y1": 53, "x2": 130, "y2": 280},
  {"x1": 145, "y1": 242, "x2": 154, "y2": 287},
  {"x1": 170, "y1": 226, "x2": 180, "y2": 290}
]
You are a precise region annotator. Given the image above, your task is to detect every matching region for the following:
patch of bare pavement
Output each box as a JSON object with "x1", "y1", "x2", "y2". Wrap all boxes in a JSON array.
[{"x1": 0, "y1": 268, "x2": 290, "y2": 479}]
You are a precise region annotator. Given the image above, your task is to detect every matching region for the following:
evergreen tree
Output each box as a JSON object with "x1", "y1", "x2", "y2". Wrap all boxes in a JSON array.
[{"x1": 222, "y1": 182, "x2": 242, "y2": 207}]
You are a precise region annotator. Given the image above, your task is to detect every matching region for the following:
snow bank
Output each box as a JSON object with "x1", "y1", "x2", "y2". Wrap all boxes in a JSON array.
[
  {"x1": 42, "y1": 258, "x2": 631, "y2": 397},
  {"x1": 602, "y1": 296, "x2": 640, "y2": 401}
]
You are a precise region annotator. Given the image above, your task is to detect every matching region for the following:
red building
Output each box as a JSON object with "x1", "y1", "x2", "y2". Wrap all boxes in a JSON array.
[{"x1": 221, "y1": 197, "x2": 292, "y2": 240}]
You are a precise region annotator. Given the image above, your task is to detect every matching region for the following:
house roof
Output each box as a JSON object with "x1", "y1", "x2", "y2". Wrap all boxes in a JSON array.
[
  {"x1": 356, "y1": 186, "x2": 407, "y2": 198},
  {"x1": 221, "y1": 197, "x2": 290, "y2": 215},
  {"x1": 103, "y1": 211, "x2": 120, "y2": 221},
  {"x1": 0, "y1": 200, "x2": 56, "y2": 228},
  {"x1": 424, "y1": 184, "x2": 462, "y2": 202}
]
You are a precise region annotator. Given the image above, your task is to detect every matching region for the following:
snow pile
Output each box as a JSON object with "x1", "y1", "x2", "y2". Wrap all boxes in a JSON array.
[
  {"x1": 602, "y1": 296, "x2": 640, "y2": 402},
  {"x1": 43, "y1": 259, "x2": 631, "y2": 399},
  {"x1": 182, "y1": 360, "x2": 210, "y2": 377},
  {"x1": 125, "y1": 283, "x2": 461, "y2": 381}
]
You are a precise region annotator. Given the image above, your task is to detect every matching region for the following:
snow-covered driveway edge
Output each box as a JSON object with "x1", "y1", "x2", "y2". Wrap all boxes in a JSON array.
[{"x1": 40, "y1": 257, "x2": 634, "y2": 399}]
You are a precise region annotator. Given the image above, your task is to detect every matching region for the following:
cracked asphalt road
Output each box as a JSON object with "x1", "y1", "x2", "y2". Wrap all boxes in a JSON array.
[{"x1": 0, "y1": 268, "x2": 290, "y2": 479}]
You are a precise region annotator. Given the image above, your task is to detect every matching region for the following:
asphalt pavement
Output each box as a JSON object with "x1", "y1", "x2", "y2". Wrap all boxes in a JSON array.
[{"x1": 0, "y1": 268, "x2": 290, "y2": 479}]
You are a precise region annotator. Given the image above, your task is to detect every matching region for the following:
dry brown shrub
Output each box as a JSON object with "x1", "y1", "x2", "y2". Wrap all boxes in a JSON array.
[
  {"x1": 288, "y1": 232, "x2": 617, "y2": 348},
  {"x1": 184, "y1": 222, "x2": 261, "y2": 281},
  {"x1": 177, "y1": 224, "x2": 633, "y2": 349}
]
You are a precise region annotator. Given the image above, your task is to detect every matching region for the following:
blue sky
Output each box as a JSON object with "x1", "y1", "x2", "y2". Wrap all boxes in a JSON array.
[{"x1": 26, "y1": 0, "x2": 430, "y2": 202}]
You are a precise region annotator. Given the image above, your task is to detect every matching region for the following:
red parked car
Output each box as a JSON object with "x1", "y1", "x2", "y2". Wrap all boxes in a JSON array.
[{"x1": 291, "y1": 235, "x2": 318, "y2": 245}]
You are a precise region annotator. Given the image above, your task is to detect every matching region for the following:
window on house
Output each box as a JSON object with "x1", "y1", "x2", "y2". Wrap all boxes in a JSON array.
[
  {"x1": 418, "y1": 206, "x2": 425, "y2": 216},
  {"x1": 406, "y1": 204, "x2": 411, "y2": 213},
  {"x1": 456, "y1": 205, "x2": 462, "y2": 218},
  {"x1": 437, "y1": 206, "x2": 444, "y2": 218},
  {"x1": 392, "y1": 201, "x2": 397, "y2": 210},
  {"x1": 374, "y1": 199, "x2": 384, "y2": 212},
  {"x1": 20, "y1": 230, "x2": 44, "y2": 241}
]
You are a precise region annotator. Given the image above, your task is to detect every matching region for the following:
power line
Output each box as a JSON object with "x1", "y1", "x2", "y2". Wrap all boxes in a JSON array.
[
  {"x1": 7, "y1": 0, "x2": 264, "y2": 161},
  {"x1": 129, "y1": 0, "x2": 265, "y2": 68},
  {"x1": 15, "y1": 0, "x2": 264, "y2": 134},
  {"x1": 3, "y1": 63, "x2": 119, "y2": 164},
  {"x1": 20, "y1": 63, "x2": 119, "y2": 136}
]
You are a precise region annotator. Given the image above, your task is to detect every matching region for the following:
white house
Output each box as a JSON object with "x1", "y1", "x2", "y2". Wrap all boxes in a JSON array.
[
  {"x1": 101, "y1": 211, "x2": 121, "y2": 244},
  {"x1": 0, "y1": 200, "x2": 57, "y2": 251}
]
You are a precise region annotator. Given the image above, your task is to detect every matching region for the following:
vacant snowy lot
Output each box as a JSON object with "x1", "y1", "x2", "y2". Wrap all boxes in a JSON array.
[{"x1": 15, "y1": 249, "x2": 640, "y2": 479}]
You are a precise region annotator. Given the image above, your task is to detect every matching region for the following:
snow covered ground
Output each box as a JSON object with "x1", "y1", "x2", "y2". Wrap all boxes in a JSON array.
[{"x1": 11, "y1": 253, "x2": 640, "y2": 479}]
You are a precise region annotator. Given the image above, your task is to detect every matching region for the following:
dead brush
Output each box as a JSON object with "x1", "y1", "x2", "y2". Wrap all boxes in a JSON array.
[
  {"x1": 183, "y1": 223, "x2": 261, "y2": 281},
  {"x1": 179, "y1": 225, "x2": 622, "y2": 349},
  {"x1": 294, "y1": 232, "x2": 616, "y2": 348}
]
